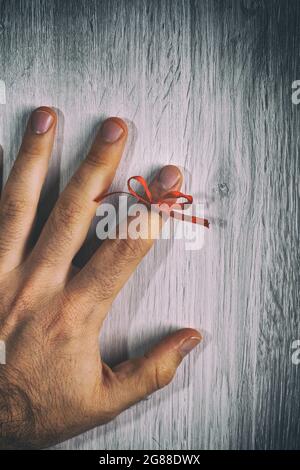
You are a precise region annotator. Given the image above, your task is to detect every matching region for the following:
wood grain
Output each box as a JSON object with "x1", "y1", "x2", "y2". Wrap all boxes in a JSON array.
[{"x1": 0, "y1": 0, "x2": 299, "y2": 449}]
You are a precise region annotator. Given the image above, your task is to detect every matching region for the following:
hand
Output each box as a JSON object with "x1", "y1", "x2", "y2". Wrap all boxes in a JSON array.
[{"x1": 0, "y1": 107, "x2": 202, "y2": 449}]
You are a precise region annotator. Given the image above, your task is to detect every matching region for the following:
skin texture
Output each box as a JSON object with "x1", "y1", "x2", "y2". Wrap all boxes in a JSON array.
[{"x1": 0, "y1": 107, "x2": 202, "y2": 449}]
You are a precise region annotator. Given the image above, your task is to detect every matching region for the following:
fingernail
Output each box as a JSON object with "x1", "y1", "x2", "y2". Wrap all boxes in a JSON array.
[
  {"x1": 158, "y1": 165, "x2": 181, "y2": 190},
  {"x1": 178, "y1": 336, "x2": 201, "y2": 358},
  {"x1": 31, "y1": 109, "x2": 54, "y2": 134},
  {"x1": 100, "y1": 119, "x2": 124, "y2": 143}
]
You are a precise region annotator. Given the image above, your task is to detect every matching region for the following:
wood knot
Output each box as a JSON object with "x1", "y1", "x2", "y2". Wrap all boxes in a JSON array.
[{"x1": 218, "y1": 183, "x2": 229, "y2": 198}]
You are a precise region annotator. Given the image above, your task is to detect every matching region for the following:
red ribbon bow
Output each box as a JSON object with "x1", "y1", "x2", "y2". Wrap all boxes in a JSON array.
[{"x1": 95, "y1": 176, "x2": 209, "y2": 228}]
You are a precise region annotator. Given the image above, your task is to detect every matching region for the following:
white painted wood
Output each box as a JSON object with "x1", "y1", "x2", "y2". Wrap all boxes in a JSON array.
[{"x1": 0, "y1": 0, "x2": 299, "y2": 450}]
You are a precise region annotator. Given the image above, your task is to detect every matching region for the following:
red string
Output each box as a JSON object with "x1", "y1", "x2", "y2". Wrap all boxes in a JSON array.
[{"x1": 94, "y1": 175, "x2": 209, "y2": 228}]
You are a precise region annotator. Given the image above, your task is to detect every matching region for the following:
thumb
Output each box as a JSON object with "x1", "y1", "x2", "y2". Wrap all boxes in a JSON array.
[{"x1": 108, "y1": 328, "x2": 202, "y2": 412}]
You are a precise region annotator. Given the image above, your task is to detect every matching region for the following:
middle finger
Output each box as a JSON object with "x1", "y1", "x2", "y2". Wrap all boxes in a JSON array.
[{"x1": 29, "y1": 117, "x2": 128, "y2": 282}]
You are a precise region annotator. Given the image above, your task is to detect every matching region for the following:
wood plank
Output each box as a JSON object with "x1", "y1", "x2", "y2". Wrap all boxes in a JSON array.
[{"x1": 0, "y1": 0, "x2": 299, "y2": 450}]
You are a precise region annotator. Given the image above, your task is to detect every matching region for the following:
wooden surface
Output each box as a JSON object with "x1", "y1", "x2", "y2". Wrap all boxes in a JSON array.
[{"x1": 0, "y1": 0, "x2": 300, "y2": 450}]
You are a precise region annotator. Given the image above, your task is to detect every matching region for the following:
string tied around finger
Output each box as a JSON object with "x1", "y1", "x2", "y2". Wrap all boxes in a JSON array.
[{"x1": 94, "y1": 175, "x2": 209, "y2": 228}]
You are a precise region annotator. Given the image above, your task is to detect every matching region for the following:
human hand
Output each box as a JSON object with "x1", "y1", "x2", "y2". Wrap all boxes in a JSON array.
[{"x1": 0, "y1": 107, "x2": 202, "y2": 449}]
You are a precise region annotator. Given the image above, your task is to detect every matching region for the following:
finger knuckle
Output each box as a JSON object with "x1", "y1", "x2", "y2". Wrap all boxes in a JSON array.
[
  {"x1": 114, "y1": 237, "x2": 149, "y2": 264},
  {"x1": 86, "y1": 152, "x2": 111, "y2": 170},
  {"x1": 97, "y1": 275, "x2": 117, "y2": 301},
  {"x1": 2, "y1": 281, "x2": 37, "y2": 329},
  {"x1": 19, "y1": 148, "x2": 48, "y2": 161},
  {"x1": 41, "y1": 292, "x2": 80, "y2": 340},
  {"x1": 84, "y1": 264, "x2": 116, "y2": 301},
  {"x1": 0, "y1": 195, "x2": 30, "y2": 222},
  {"x1": 147, "y1": 360, "x2": 175, "y2": 392},
  {"x1": 52, "y1": 197, "x2": 83, "y2": 231},
  {"x1": 69, "y1": 170, "x2": 86, "y2": 189}
]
